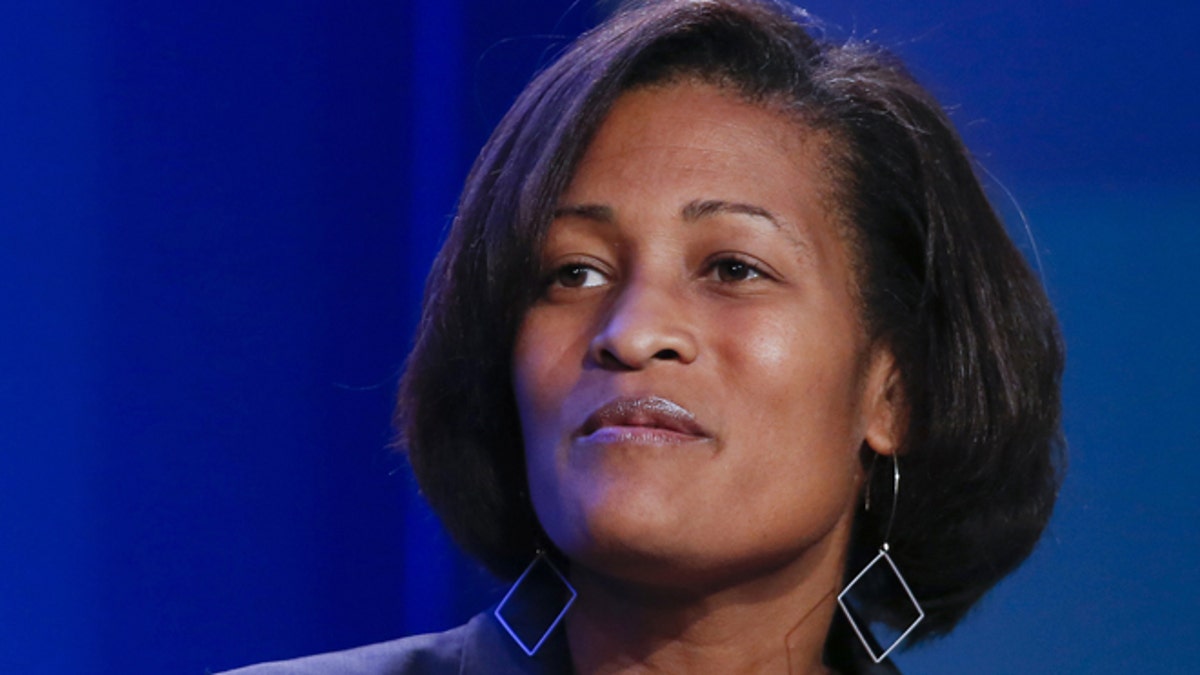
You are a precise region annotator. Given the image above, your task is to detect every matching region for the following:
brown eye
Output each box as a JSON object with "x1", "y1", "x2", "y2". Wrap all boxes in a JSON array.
[
  {"x1": 712, "y1": 258, "x2": 763, "y2": 282},
  {"x1": 554, "y1": 264, "x2": 607, "y2": 289}
]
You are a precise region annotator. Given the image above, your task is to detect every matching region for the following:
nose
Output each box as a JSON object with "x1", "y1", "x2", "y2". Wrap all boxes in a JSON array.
[{"x1": 588, "y1": 277, "x2": 698, "y2": 370}]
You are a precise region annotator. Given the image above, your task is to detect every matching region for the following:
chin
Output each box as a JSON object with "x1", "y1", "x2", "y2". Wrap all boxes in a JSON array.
[
  {"x1": 544, "y1": 495, "x2": 854, "y2": 597},
  {"x1": 545, "y1": 497, "x2": 689, "y2": 576},
  {"x1": 566, "y1": 538, "x2": 818, "y2": 599},
  {"x1": 550, "y1": 513, "x2": 754, "y2": 593}
]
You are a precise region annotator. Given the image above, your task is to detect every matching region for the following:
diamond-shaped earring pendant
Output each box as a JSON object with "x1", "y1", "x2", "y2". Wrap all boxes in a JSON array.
[
  {"x1": 494, "y1": 553, "x2": 578, "y2": 656},
  {"x1": 836, "y1": 545, "x2": 925, "y2": 663}
]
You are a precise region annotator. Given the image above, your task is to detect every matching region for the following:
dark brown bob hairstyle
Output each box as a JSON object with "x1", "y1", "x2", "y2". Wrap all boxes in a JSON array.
[{"x1": 398, "y1": 0, "x2": 1064, "y2": 647}]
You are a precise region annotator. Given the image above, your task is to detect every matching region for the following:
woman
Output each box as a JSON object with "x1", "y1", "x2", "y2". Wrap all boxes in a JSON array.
[{"x1": 227, "y1": 0, "x2": 1063, "y2": 672}]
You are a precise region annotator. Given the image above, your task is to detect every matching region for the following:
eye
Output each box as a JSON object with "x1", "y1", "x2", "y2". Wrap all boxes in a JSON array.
[
  {"x1": 551, "y1": 263, "x2": 608, "y2": 289},
  {"x1": 708, "y1": 256, "x2": 765, "y2": 283}
]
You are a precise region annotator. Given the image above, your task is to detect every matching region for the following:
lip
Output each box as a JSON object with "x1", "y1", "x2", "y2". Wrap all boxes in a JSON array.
[{"x1": 576, "y1": 396, "x2": 711, "y2": 445}]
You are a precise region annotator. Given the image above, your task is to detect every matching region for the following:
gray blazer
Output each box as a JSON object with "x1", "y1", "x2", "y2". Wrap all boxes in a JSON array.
[
  {"x1": 218, "y1": 610, "x2": 571, "y2": 675},
  {"x1": 218, "y1": 598, "x2": 901, "y2": 674}
]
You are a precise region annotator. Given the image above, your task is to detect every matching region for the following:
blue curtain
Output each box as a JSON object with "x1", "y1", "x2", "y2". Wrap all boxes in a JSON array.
[{"x1": 2, "y1": 1, "x2": 1196, "y2": 673}]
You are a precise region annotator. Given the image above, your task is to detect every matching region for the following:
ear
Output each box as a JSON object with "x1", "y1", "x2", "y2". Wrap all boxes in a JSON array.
[{"x1": 861, "y1": 347, "x2": 906, "y2": 457}]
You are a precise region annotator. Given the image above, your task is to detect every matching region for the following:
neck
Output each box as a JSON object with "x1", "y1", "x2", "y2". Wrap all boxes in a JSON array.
[{"x1": 563, "y1": 531, "x2": 849, "y2": 675}]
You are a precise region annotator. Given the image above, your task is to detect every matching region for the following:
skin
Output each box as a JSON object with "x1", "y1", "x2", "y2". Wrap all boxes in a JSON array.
[{"x1": 511, "y1": 81, "x2": 902, "y2": 674}]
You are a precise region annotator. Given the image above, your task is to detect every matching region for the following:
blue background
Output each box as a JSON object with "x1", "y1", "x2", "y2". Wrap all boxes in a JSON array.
[{"x1": 2, "y1": 1, "x2": 1196, "y2": 672}]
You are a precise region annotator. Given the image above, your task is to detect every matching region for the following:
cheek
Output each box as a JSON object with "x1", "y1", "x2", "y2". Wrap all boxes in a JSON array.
[
  {"x1": 512, "y1": 322, "x2": 568, "y2": 528},
  {"x1": 512, "y1": 319, "x2": 593, "y2": 554},
  {"x1": 711, "y1": 306, "x2": 819, "y2": 396},
  {"x1": 511, "y1": 308, "x2": 593, "y2": 453},
  {"x1": 510, "y1": 334, "x2": 541, "y2": 424},
  {"x1": 512, "y1": 313, "x2": 565, "y2": 417},
  {"x1": 712, "y1": 305, "x2": 867, "y2": 440}
]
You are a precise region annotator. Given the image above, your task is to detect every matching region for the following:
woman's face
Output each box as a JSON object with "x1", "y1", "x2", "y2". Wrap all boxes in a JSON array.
[{"x1": 512, "y1": 81, "x2": 900, "y2": 590}]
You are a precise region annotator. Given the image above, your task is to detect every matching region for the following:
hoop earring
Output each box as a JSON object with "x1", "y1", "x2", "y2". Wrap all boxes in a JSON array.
[
  {"x1": 837, "y1": 454, "x2": 925, "y2": 663},
  {"x1": 493, "y1": 550, "x2": 577, "y2": 656}
]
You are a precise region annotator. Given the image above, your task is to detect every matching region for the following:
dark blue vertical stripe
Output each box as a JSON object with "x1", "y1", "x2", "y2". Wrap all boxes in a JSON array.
[
  {"x1": 0, "y1": 2, "x2": 101, "y2": 673},
  {"x1": 402, "y1": 0, "x2": 467, "y2": 636}
]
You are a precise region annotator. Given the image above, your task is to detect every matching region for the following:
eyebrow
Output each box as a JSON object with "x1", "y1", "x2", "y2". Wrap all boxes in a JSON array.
[
  {"x1": 552, "y1": 198, "x2": 813, "y2": 260},
  {"x1": 681, "y1": 199, "x2": 782, "y2": 229},
  {"x1": 552, "y1": 200, "x2": 781, "y2": 227},
  {"x1": 552, "y1": 203, "x2": 615, "y2": 223},
  {"x1": 684, "y1": 199, "x2": 814, "y2": 261}
]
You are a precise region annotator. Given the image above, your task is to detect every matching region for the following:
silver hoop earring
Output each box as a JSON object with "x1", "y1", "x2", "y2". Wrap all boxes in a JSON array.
[
  {"x1": 837, "y1": 454, "x2": 925, "y2": 663},
  {"x1": 494, "y1": 550, "x2": 577, "y2": 656}
]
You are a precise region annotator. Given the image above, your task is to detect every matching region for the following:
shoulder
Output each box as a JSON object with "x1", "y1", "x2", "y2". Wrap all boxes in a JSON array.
[
  {"x1": 215, "y1": 608, "x2": 571, "y2": 675},
  {"x1": 216, "y1": 618, "x2": 475, "y2": 675}
]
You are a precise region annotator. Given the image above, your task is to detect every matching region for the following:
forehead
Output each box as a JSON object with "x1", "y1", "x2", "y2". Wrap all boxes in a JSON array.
[
  {"x1": 564, "y1": 79, "x2": 841, "y2": 202},
  {"x1": 588, "y1": 80, "x2": 820, "y2": 160},
  {"x1": 557, "y1": 80, "x2": 843, "y2": 232}
]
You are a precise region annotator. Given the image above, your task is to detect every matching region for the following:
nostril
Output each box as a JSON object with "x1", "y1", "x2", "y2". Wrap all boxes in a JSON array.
[
  {"x1": 654, "y1": 348, "x2": 680, "y2": 361},
  {"x1": 599, "y1": 348, "x2": 634, "y2": 371}
]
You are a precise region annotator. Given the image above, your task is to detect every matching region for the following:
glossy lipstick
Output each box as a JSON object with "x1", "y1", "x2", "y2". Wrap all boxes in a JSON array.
[{"x1": 576, "y1": 396, "x2": 711, "y2": 446}]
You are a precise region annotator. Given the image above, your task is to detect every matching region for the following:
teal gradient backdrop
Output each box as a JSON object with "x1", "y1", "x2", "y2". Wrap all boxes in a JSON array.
[{"x1": 2, "y1": 1, "x2": 1196, "y2": 673}]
